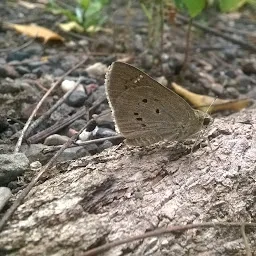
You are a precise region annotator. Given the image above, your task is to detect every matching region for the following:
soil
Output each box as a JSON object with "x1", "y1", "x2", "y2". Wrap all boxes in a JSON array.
[{"x1": 0, "y1": 1, "x2": 255, "y2": 255}]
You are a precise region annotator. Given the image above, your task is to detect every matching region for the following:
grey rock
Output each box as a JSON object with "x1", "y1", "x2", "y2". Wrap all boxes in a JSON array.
[
  {"x1": 0, "y1": 79, "x2": 22, "y2": 94},
  {"x1": 0, "y1": 65, "x2": 19, "y2": 78},
  {"x1": 66, "y1": 91, "x2": 86, "y2": 107},
  {"x1": 141, "y1": 54, "x2": 154, "y2": 69},
  {"x1": 32, "y1": 67, "x2": 43, "y2": 77},
  {"x1": 242, "y1": 61, "x2": 256, "y2": 75},
  {"x1": 58, "y1": 146, "x2": 89, "y2": 162},
  {"x1": 85, "y1": 143, "x2": 98, "y2": 155},
  {"x1": 98, "y1": 140, "x2": 113, "y2": 152},
  {"x1": 134, "y1": 34, "x2": 144, "y2": 52},
  {"x1": 69, "y1": 119, "x2": 87, "y2": 131},
  {"x1": 93, "y1": 127, "x2": 117, "y2": 138},
  {"x1": 0, "y1": 153, "x2": 29, "y2": 186},
  {"x1": 23, "y1": 144, "x2": 54, "y2": 165},
  {"x1": 50, "y1": 103, "x2": 74, "y2": 122},
  {"x1": 0, "y1": 187, "x2": 12, "y2": 211},
  {"x1": 28, "y1": 61, "x2": 44, "y2": 69},
  {"x1": 44, "y1": 134, "x2": 70, "y2": 146},
  {"x1": 53, "y1": 68, "x2": 65, "y2": 77},
  {"x1": 15, "y1": 66, "x2": 31, "y2": 75},
  {"x1": 86, "y1": 85, "x2": 106, "y2": 105},
  {"x1": 93, "y1": 109, "x2": 115, "y2": 128},
  {"x1": 236, "y1": 75, "x2": 254, "y2": 93}
]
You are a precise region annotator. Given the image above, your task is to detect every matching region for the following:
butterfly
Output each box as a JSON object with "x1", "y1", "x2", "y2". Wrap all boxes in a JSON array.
[{"x1": 105, "y1": 62, "x2": 212, "y2": 146}]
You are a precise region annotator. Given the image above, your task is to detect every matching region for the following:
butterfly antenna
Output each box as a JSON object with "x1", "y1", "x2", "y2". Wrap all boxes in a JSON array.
[{"x1": 188, "y1": 97, "x2": 218, "y2": 169}]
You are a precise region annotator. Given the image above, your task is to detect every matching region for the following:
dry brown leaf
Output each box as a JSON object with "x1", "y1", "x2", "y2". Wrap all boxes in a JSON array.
[
  {"x1": 59, "y1": 21, "x2": 84, "y2": 33},
  {"x1": 18, "y1": 0, "x2": 45, "y2": 9},
  {"x1": 172, "y1": 82, "x2": 253, "y2": 113},
  {"x1": 6, "y1": 23, "x2": 64, "y2": 43}
]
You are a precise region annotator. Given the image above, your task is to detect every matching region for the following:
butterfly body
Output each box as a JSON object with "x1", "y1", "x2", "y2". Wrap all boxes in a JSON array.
[{"x1": 105, "y1": 62, "x2": 212, "y2": 146}]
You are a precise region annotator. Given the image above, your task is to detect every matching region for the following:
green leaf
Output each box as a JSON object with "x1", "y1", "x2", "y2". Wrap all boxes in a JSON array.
[
  {"x1": 182, "y1": 0, "x2": 206, "y2": 17},
  {"x1": 173, "y1": 0, "x2": 186, "y2": 10},
  {"x1": 78, "y1": 0, "x2": 90, "y2": 10},
  {"x1": 75, "y1": 7, "x2": 84, "y2": 23},
  {"x1": 219, "y1": 0, "x2": 247, "y2": 12},
  {"x1": 141, "y1": 3, "x2": 153, "y2": 21}
]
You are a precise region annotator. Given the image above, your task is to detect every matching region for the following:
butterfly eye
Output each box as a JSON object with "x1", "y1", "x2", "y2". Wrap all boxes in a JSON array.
[
  {"x1": 203, "y1": 117, "x2": 211, "y2": 126},
  {"x1": 142, "y1": 99, "x2": 148, "y2": 103}
]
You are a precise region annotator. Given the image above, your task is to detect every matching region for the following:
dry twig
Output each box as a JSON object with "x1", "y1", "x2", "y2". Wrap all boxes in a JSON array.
[
  {"x1": 84, "y1": 222, "x2": 256, "y2": 256},
  {"x1": 177, "y1": 15, "x2": 256, "y2": 52},
  {"x1": 14, "y1": 58, "x2": 87, "y2": 153},
  {"x1": 25, "y1": 77, "x2": 83, "y2": 139}
]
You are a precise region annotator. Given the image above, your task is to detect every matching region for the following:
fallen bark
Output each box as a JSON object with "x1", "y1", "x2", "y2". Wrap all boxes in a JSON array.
[{"x1": 0, "y1": 107, "x2": 256, "y2": 255}]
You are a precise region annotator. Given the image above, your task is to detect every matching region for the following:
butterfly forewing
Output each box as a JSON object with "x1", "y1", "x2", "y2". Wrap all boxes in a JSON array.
[{"x1": 105, "y1": 62, "x2": 203, "y2": 146}]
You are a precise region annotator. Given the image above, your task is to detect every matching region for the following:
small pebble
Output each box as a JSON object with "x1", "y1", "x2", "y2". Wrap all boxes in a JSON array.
[
  {"x1": 7, "y1": 51, "x2": 32, "y2": 62},
  {"x1": 0, "y1": 64, "x2": 19, "y2": 78},
  {"x1": 85, "y1": 62, "x2": 108, "y2": 78},
  {"x1": 93, "y1": 109, "x2": 114, "y2": 128},
  {"x1": 28, "y1": 61, "x2": 45, "y2": 69},
  {"x1": 67, "y1": 128, "x2": 79, "y2": 137},
  {"x1": 98, "y1": 140, "x2": 113, "y2": 151},
  {"x1": 30, "y1": 161, "x2": 42, "y2": 171},
  {"x1": 242, "y1": 61, "x2": 256, "y2": 75},
  {"x1": 141, "y1": 54, "x2": 154, "y2": 69},
  {"x1": 236, "y1": 75, "x2": 253, "y2": 93},
  {"x1": 44, "y1": 134, "x2": 70, "y2": 146},
  {"x1": 93, "y1": 127, "x2": 117, "y2": 138},
  {"x1": 58, "y1": 146, "x2": 89, "y2": 162},
  {"x1": 85, "y1": 83, "x2": 99, "y2": 94},
  {"x1": 156, "y1": 76, "x2": 168, "y2": 86},
  {"x1": 32, "y1": 67, "x2": 43, "y2": 77},
  {"x1": 0, "y1": 187, "x2": 12, "y2": 211},
  {"x1": 211, "y1": 83, "x2": 224, "y2": 95},
  {"x1": 53, "y1": 68, "x2": 65, "y2": 77},
  {"x1": 61, "y1": 79, "x2": 85, "y2": 93},
  {"x1": 15, "y1": 66, "x2": 31, "y2": 75},
  {"x1": 69, "y1": 119, "x2": 87, "y2": 131},
  {"x1": 79, "y1": 130, "x2": 92, "y2": 141},
  {"x1": 66, "y1": 90, "x2": 86, "y2": 107},
  {"x1": 0, "y1": 153, "x2": 29, "y2": 186},
  {"x1": 134, "y1": 34, "x2": 144, "y2": 52}
]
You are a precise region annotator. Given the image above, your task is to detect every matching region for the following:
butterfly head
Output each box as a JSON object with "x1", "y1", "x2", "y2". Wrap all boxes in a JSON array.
[{"x1": 195, "y1": 110, "x2": 213, "y2": 128}]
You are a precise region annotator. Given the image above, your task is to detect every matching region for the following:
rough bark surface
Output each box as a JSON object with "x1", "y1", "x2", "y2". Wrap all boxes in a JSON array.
[{"x1": 0, "y1": 108, "x2": 256, "y2": 256}]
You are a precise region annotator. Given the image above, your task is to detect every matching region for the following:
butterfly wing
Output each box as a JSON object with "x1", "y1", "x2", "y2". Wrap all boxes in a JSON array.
[{"x1": 105, "y1": 62, "x2": 202, "y2": 146}]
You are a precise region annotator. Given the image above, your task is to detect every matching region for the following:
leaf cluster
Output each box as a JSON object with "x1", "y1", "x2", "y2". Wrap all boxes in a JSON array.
[{"x1": 48, "y1": 0, "x2": 109, "y2": 32}]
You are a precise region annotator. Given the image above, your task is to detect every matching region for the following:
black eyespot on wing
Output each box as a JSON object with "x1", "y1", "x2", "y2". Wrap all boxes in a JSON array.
[
  {"x1": 142, "y1": 99, "x2": 148, "y2": 103},
  {"x1": 155, "y1": 109, "x2": 160, "y2": 114},
  {"x1": 134, "y1": 112, "x2": 139, "y2": 116},
  {"x1": 141, "y1": 124, "x2": 146, "y2": 128},
  {"x1": 136, "y1": 117, "x2": 143, "y2": 121}
]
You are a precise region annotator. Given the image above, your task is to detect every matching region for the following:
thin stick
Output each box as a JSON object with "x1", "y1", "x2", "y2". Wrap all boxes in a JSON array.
[
  {"x1": 44, "y1": 135, "x2": 124, "y2": 153},
  {"x1": 177, "y1": 15, "x2": 256, "y2": 52},
  {"x1": 76, "y1": 135, "x2": 124, "y2": 146},
  {"x1": 188, "y1": 98, "x2": 216, "y2": 167},
  {"x1": 0, "y1": 37, "x2": 35, "y2": 53},
  {"x1": 25, "y1": 77, "x2": 83, "y2": 138},
  {"x1": 181, "y1": 18, "x2": 193, "y2": 72},
  {"x1": 14, "y1": 58, "x2": 87, "y2": 153},
  {"x1": 0, "y1": 96, "x2": 110, "y2": 232},
  {"x1": 160, "y1": 0, "x2": 164, "y2": 60},
  {"x1": 0, "y1": 117, "x2": 90, "y2": 233},
  {"x1": 83, "y1": 222, "x2": 256, "y2": 256},
  {"x1": 26, "y1": 107, "x2": 87, "y2": 144},
  {"x1": 241, "y1": 224, "x2": 252, "y2": 256}
]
